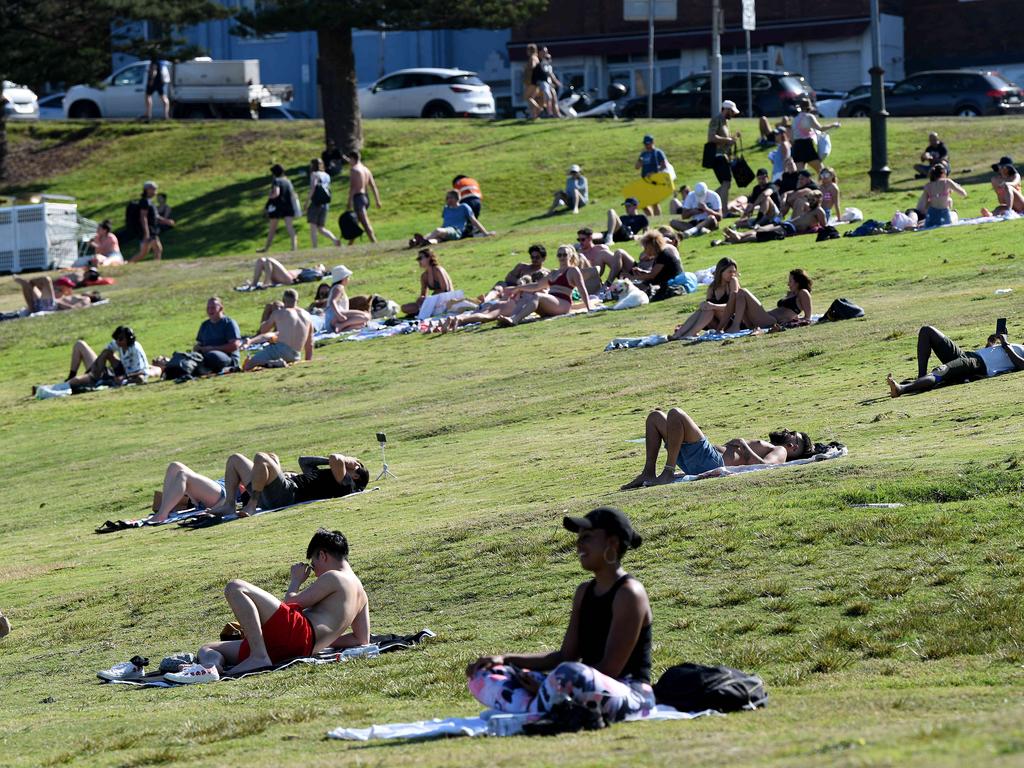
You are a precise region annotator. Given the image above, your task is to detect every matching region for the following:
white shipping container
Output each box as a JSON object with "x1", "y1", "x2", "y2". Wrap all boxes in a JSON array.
[
  {"x1": 0, "y1": 203, "x2": 80, "y2": 273},
  {"x1": 174, "y1": 59, "x2": 261, "y2": 87}
]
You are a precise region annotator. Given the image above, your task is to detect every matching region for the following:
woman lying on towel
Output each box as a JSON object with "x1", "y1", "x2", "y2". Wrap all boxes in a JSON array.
[
  {"x1": 466, "y1": 506, "x2": 654, "y2": 724},
  {"x1": 668, "y1": 257, "x2": 741, "y2": 339},
  {"x1": 249, "y1": 257, "x2": 327, "y2": 289},
  {"x1": 621, "y1": 408, "x2": 825, "y2": 488},
  {"x1": 15, "y1": 275, "x2": 100, "y2": 314},
  {"x1": 729, "y1": 268, "x2": 814, "y2": 331}
]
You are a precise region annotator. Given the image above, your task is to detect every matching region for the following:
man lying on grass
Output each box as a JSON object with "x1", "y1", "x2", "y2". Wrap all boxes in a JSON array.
[
  {"x1": 887, "y1": 325, "x2": 1024, "y2": 397},
  {"x1": 466, "y1": 507, "x2": 654, "y2": 727},
  {"x1": 147, "y1": 452, "x2": 368, "y2": 523},
  {"x1": 622, "y1": 408, "x2": 825, "y2": 488},
  {"x1": 99, "y1": 529, "x2": 369, "y2": 683}
]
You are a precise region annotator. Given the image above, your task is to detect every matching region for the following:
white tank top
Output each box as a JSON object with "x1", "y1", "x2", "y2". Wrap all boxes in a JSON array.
[{"x1": 794, "y1": 113, "x2": 815, "y2": 140}]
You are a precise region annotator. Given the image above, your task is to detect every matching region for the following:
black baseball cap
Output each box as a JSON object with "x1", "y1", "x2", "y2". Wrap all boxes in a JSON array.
[
  {"x1": 756, "y1": 168, "x2": 768, "y2": 176},
  {"x1": 563, "y1": 507, "x2": 642, "y2": 550}
]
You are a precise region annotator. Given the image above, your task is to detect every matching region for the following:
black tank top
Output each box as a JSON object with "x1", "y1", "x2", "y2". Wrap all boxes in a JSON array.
[
  {"x1": 531, "y1": 62, "x2": 547, "y2": 85},
  {"x1": 578, "y1": 574, "x2": 652, "y2": 683}
]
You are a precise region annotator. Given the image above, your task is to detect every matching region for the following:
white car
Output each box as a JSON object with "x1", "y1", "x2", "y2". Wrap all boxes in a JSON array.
[
  {"x1": 63, "y1": 61, "x2": 156, "y2": 118},
  {"x1": 37, "y1": 93, "x2": 66, "y2": 120},
  {"x1": 3, "y1": 82, "x2": 39, "y2": 121},
  {"x1": 358, "y1": 68, "x2": 495, "y2": 119}
]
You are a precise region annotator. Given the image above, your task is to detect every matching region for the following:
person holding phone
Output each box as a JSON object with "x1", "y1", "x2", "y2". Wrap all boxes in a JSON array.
[
  {"x1": 887, "y1": 324, "x2": 1024, "y2": 397},
  {"x1": 466, "y1": 507, "x2": 654, "y2": 725}
]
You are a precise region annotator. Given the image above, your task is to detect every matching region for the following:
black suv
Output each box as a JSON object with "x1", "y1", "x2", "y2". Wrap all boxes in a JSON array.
[
  {"x1": 840, "y1": 70, "x2": 1023, "y2": 117},
  {"x1": 623, "y1": 70, "x2": 815, "y2": 118}
]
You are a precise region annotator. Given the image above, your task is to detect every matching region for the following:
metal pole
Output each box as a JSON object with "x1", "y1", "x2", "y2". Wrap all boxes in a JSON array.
[
  {"x1": 868, "y1": 0, "x2": 890, "y2": 191},
  {"x1": 745, "y1": 30, "x2": 752, "y2": 117},
  {"x1": 647, "y1": 0, "x2": 655, "y2": 119},
  {"x1": 710, "y1": 0, "x2": 722, "y2": 117}
]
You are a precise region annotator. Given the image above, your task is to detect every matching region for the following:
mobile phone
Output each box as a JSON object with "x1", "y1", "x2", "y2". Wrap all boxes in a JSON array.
[
  {"x1": 996, "y1": 318, "x2": 1007, "y2": 336},
  {"x1": 376, "y1": 432, "x2": 387, "y2": 444}
]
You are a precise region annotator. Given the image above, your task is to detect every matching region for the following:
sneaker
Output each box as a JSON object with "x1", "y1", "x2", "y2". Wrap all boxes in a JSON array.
[
  {"x1": 159, "y1": 653, "x2": 196, "y2": 674},
  {"x1": 97, "y1": 655, "x2": 148, "y2": 681},
  {"x1": 164, "y1": 663, "x2": 220, "y2": 684}
]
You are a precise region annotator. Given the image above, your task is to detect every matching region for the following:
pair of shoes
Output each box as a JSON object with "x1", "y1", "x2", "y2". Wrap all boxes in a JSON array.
[
  {"x1": 159, "y1": 653, "x2": 197, "y2": 674},
  {"x1": 164, "y1": 663, "x2": 220, "y2": 684},
  {"x1": 97, "y1": 655, "x2": 149, "y2": 681}
]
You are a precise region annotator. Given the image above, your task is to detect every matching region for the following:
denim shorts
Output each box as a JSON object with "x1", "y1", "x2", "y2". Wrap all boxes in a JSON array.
[
  {"x1": 676, "y1": 437, "x2": 726, "y2": 476},
  {"x1": 924, "y1": 207, "x2": 952, "y2": 229}
]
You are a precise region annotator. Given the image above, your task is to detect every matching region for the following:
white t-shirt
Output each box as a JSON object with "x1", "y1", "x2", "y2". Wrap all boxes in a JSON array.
[
  {"x1": 973, "y1": 343, "x2": 1024, "y2": 377},
  {"x1": 311, "y1": 170, "x2": 330, "y2": 196},
  {"x1": 682, "y1": 190, "x2": 723, "y2": 222},
  {"x1": 107, "y1": 340, "x2": 150, "y2": 378}
]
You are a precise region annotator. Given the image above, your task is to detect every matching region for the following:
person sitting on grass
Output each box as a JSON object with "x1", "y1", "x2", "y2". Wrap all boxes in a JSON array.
[
  {"x1": 982, "y1": 156, "x2": 1024, "y2": 216},
  {"x1": 886, "y1": 325, "x2": 1024, "y2": 398},
  {"x1": 322, "y1": 265, "x2": 371, "y2": 333},
  {"x1": 920, "y1": 164, "x2": 967, "y2": 229},
  {"x1": 249, "y1": 257, "x2": 327, "y2": 289},
  {"x1": 668, "y1": 181, "x2": 722, "y2": 239},
  {"x1": 466, "y1": 506, "x2": 654, "y2": 725},
  {"x1": 577, "y1": 227, "x2": 635, "y2": 286},
  {"x1": 818, "y1": 167, "x2": 841, "y2": 222},
  {"x1": 629, "y1": 231, "x2": 682, "y2": 301},
  {"x1": 668, "y1": 257, "x2": 741, "y2": 339},
  {"x1": 501, "y1": 244, "x2": 551, "y2": 287},
  {"x1": 308, "y1": 282, "x2": 332, "y2": 314},
  {"x1": 146, "y1": 449, "x2": 368, "y2": 523},
  {"x1": 735, "y1": 168, "x2": 781, "y2": 228},
  {"x1": 914, "y1": 132, "x2": 949, "y2": 178},
  {"x1": 495, "y1": 244, "x2": 592, "y2": 327},
  {"x1": 66, "y1": 326, "x2": 161, "y2": 389},
  {"x1": 409, "y1": 190, "x2": 491, "y2": 248},
  {"x1": 548, "y1": 164, "x2": 589, "y2": 215},
  {"x1": 401, "y1": 249, "x2": 454, "y2": 317},
  {"x1": 194, "y1": 296, "x2": 242, "y2": 373},
  {"x1": 717, "y1": 191, "x2": 826, "y2": 244},
  {"x1": 101, "y1": 529, "x2": 370, "y2": 683},
  {"x1": 600, "y1": 197, "x2": 649, "y2": 244},
  {"x1": 729, "y1": 268, "x2": 814, "y2": 331},
  {"x1": 89, "y1": 220, "x2": 124, "y2": 266},
  {"x1": 244, "y1": 289, "x2": 313, "y2": 370},
  {"x1": 15, "y1": 275, "x2": 97, "y2": 314},
  {"x1": 622, "y1": 408, "x2": 822, "y2": 488}
]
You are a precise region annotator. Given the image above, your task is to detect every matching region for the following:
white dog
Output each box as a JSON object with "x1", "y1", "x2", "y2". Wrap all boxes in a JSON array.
[{"x1": 609, "y1": 278, "x2": 649, "y2": 310}]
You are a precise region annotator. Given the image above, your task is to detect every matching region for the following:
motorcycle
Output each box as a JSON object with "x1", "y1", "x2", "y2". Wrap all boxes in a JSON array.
[{"x1": 558, "y1": 83, "x2": 629, "y2": 119}]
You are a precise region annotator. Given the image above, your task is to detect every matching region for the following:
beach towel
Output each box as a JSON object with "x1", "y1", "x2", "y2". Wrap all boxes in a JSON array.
[
  {"x1": 327, "y1": 704, "x2": 717, "y2": 741},
  {"x1": 671, "y1": 445, "x2": 848, "y2": 483},
  {"x1": 103, "y1": 630, "x2": 435, "y2": 688},
  {"x1": 417, "y1": 290, "x2": 465, "y2": 320},
  {"x1": 605, "y1": 316, "x2": 823, "y2": 351}
]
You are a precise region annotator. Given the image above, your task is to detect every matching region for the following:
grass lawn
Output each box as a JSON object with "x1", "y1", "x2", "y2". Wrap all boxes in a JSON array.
[{"x1": 1, "y1": 117, "x2": 1023, "y2": 767}]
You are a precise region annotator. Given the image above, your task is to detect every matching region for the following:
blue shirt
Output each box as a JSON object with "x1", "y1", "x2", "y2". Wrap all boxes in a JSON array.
[
  {"x1": 639, "y1": 148, "x2": 667, "y2": 177},
  {"x1": 442, "y1": 202, "x2": 473, "y2": 232},
  {"x1": 565, "y1": 175, "x2": 589, "y2": 204},
  {"x1": 196, "y1": 316, "x2": 242, "y2": 364}
]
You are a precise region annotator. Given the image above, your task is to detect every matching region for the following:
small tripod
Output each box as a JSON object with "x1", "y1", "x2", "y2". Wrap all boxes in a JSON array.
[{"x1": 375, "y1": 432, "x2": 398, "y2": 482}]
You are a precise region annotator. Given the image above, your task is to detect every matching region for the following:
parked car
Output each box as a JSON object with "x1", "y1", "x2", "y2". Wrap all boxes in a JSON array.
[
  {"x1": 816, "y1": 82, "x2": 895, "y2": 117},
  {"x1": 258, "y1": 105, "x2": 311, "y2": 120},
  {"x1": 358, "y1": 68, "x2": 495, "y2": 119},
  {"x1": 622, "y1": 70, "x2": 815, "y2": 118},
  {"x1": 839, "y1": 70, "x2": 1023, "y2": 117},
  {"x1": 3, "y1": 81, "x2": 39, "y2": 121},
  {"x1": 36, "y1": 92, "x2": 66, "y2": 120}
]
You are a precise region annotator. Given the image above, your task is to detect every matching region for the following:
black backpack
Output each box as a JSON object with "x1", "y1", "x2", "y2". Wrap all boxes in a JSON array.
[
  {"x1": 164, "y1": 350, "x2": 207, "y2": 380},
  {"x1": 653, "y1": 663, "x2": 768, "y2": 712},
  {"x1": 816, "y1": 225, "x2": 840, "y2": 241},
  {"x1": 820, "y1": 297, "x2": 865, "y2": 322},
  {"x1": 338, "y1": 210, "x2": 363, "y2": 241},
  {"x1": 124, "y1": 200, "x2": 142, "y2": 236}
]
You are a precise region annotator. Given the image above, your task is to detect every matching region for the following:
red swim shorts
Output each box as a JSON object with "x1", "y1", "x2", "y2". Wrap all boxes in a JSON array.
[{"x1": 237, "y1": 602, "x2": 315, "y2": 664}]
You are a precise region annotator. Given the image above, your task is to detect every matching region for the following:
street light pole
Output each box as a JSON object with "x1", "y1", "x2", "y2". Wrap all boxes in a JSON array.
[
  {"x1": 711, "y1": 0, "x2": 722, "y2": 116},
  {"x1": 647, "y1": 0, "x2": 655, "y2": 119},
  {"x1": 868, "y1": 0, "x2": 890, "y2": 191}
]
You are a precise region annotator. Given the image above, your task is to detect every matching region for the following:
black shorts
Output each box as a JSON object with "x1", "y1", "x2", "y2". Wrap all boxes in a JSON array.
[
  {"x1": 934, "y1": 353, "x2": 985, "y2": 385},
  {"x1": 712, "y1": 155, "x2": 732, "y2": 183},
  {"x1": 792, "y1": 138, "x2": 818, "y2": 163},
  {"x1": 256, "y1": 475, "x2": 298, "y2": 510},
  {"x1": 146, "y1": 83, "x2": 165, "y2": 96},
  {"x1": 611, "y1": 227, "x2": 633, "y2": 242},
  {"x1": 463, "y1": 196, "x2": 482, "y2": 218}
]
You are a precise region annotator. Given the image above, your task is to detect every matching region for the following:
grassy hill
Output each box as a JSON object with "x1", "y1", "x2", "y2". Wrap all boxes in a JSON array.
[{"x1": 1, "y1": 117, "x2": 1023, "y2": 767}]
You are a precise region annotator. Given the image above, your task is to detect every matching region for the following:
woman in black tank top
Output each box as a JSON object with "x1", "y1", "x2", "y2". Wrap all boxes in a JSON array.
[{"x1": 466, "y1": 506, "x2": 655, "y2": 723}]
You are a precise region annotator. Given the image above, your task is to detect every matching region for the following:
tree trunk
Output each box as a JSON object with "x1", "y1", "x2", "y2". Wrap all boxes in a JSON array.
[{"x1": 317, "y1": 24, "x2": 362, "y2": 154}]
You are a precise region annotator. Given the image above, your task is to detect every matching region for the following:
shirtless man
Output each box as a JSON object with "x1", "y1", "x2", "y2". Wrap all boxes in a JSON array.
[
  {"x1": 576, "y1": 227, "x2": 634, "y2": 286},
  {"x1": 719, "y1": 192, "x2": 826, "y2": 244},
  {"x1": 162, "y1": 529, "x2": 369, "y2": 681},
  {"x1": 622, "y1": 408, "x2": 819, "y2": 488},
  {"x1": 343, "y1": 151, "x2": 381, "y2": 243},
  {"x1": 244, "y1": 288, "x2": 313, "y2": 370},
  {"x1": 478, "y1": 245, "x2": 550, "y2": 304}
]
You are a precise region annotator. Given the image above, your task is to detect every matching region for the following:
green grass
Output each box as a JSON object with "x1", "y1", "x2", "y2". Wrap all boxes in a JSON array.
[{"x1": 1, "y1": 117, "x2": 1024, "y2": 767}]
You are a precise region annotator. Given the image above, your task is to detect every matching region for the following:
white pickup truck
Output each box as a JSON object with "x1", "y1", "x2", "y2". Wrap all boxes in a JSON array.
[{"x1": 62, "y1": 58, "x2": 294, "y2": 119}]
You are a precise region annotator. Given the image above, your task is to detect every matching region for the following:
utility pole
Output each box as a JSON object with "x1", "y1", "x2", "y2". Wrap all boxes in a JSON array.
[
  {"x1": 647, "y1": 0, "x2": 655, "y2": 118},
  {"x1": 868, "y1": 0, "x2": 890, "y2": 191},
  {"x1": 742, "y1": 0, "x2": 756, "y2": 117},
  {"x1": 710, "y1": 0, "x2": 722, "y2": 116}
]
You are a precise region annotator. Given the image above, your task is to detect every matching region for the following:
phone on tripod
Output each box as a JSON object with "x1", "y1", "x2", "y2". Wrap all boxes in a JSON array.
[{"x1": 376, "y1": 432, "x2": 387, "y2": 445}]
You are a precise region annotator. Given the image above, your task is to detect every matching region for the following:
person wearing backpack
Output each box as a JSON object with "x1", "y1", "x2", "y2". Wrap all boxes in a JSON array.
[
  {"x1": 129, "y1": 181, "x2": 174, "y2": 263},
  {"x1": 306, "y1": 158, "x2": 341, "y2": 248},
  {"x1": 466, "y1": 507, "x2": 654, "y2": 726}
]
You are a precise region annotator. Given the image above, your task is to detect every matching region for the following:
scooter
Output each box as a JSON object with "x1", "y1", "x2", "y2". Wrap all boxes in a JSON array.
[{"x1": 558, "y1": 83, "x2": 629, "y2": 119}]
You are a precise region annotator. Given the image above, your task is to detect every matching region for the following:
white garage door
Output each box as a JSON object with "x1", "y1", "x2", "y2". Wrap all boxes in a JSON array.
[{"x1": 809, "y1": 52, "x2": 863, "y2": 92}]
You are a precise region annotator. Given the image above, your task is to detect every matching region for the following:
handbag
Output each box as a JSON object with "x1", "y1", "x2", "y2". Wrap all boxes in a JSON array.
[
  {"x1": 817, "y1": 130, "x2": 832, "y2": 160},
  {"x1": 730, "y1": 139, "x2": 755, "y2": 188}
]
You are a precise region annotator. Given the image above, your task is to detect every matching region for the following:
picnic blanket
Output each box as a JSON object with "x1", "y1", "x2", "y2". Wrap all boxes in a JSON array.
[
  {"x1": 670, "y1": 445, "x2": 848, "y2": 483},
  {"x1": 94, "y1": 487, "x2": 380, "y2": 534},
  {"x1": 605, "y1": 316, "x2": 823, "y2": 351},
  {"x1": 103, "y1": 629, "x2": 435, "y2": 688},
  {"x1": 327, "y1": 704, "x2": 717, "y2": 741}
]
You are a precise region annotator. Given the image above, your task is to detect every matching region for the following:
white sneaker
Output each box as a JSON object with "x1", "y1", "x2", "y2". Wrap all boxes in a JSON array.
[
  {"x1": 97, "y1": 660, "x2": 146, "y2": 681},
  {"x1": 164, "y1": 663, "x2": 220, "y2": 684}
]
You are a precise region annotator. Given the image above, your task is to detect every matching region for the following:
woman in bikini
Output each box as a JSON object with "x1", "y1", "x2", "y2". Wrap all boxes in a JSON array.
[
  {"x1": 921, "y1": 164, "x2": 967, "y2": 229},
  {"x1": 818, "y1": 167, "x2": 840, "y2": 222},
  {"x1": 308, "y1": 282, "x2": 332, "y2": 314},
  {"x1": 401, "y1": 249, "x2": 454, "y2": 317},
  {"x1": 250, "y1": 257, "x2": 327, "y2": 288},
  {"x1": 466, "y1": 506, "x2": 654, "y2": 725},
  {"x1": 496, "y1": 244, "x2": 592, "y2": 327},
  {"x1": 730, "y1": 268, "x2": 814, "y2": 331},
  {"x1": 983, "y1": 158, "x2": 1024, "y2": 216},
  {"x1": 668, "y1": 256, "x2": 741, "y2": 339}
]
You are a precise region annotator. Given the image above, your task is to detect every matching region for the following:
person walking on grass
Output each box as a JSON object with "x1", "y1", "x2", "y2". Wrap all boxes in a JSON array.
[
  {"x1": 307, "y1": 158, "x2": 341, "y2": 248},
  {"x1": 635, "y1": 135, "x2": 669, "y2": 216},
  {"x1": 99, "y1": 529, "x2": 370, "y2": 683},
  {"x1": 130, "y1": 181, "x2": 174, "y2": 263},
  {"x1": 343, "y1": 151, "x2": 381, "y2": 244},
  {"x1": 707, "y1": 100, "x2": 740, "y2": 206},
  {"x1": 144, "y1": 57, "x2": 170, "y2": 121},
  {"x1": 258, "y1": 165, "x2": 299, "y2": 253}
]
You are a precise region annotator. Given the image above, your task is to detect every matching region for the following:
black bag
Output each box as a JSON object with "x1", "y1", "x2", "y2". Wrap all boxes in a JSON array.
[
  {"x1": 124, "y1": 200, "x2": 142, "y2": 236},
  {"x1": 756, "y1": 228, "x2": 786, "y2": 242},
  {"x1": 815, "y1": 225, "x2": 840, "y2": 241},
  {"x1": 311, "y1": 183, "x2": 331, "y2": 206},
  {"x1": 338, "y1": 210, "x2": 363, "y2": 241},
  {"x1": 164, "y1": 350, "x2": 207, "y2": 380},
  {"x1": 730, "y1": 140, "x2": 755, "y2": 187},
  {"x1": 820, "y1": 297, "x2": 864, "y2": 322},
  {"x1": 653, "y1": 663, "x2": 768, "y2": 712},
  {"x1": 701, "y1": 141, "x2": 717, "y2": 169}
]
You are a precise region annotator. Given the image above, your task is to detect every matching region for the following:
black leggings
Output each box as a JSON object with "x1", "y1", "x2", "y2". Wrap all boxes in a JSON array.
[{"x1": 916, "y1": 325, "x2": 983, "y2": 383}]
